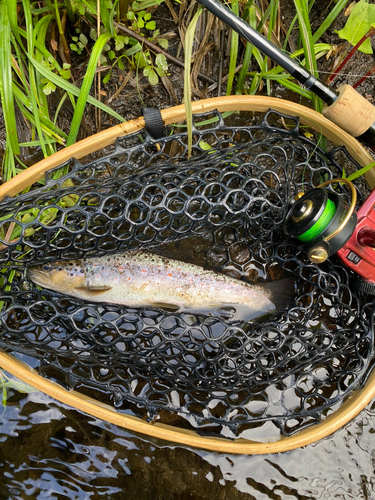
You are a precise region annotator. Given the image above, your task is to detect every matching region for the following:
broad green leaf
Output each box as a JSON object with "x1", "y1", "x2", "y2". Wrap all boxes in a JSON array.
[
  {"x1": 90, "y1": 28, "x2": 98, "y2": 41},
  {"x1": 115, "y1": 35, "x2": 128, "y2": 51},
  {"x1": 155, "y1": 53, "x2": 167, "y2": 71},
  {"x1": 157, "y1": 38, "x2": 168, "y2": 49},
  {"x1": 42, "y1": 80, "x2": 56, "y2": 95},
  {"x1": 79, "y1": 33, "x2": 88, "y2": 46},
  {"x1": 146, "y1": 68, "x2": 158, "y2": 85},
  {"x1": 103, "y1": 72, "x2": 111, "y2": 84},
  {"x1": 337, "y1": 0, "x2": 375, "y2": 54}
]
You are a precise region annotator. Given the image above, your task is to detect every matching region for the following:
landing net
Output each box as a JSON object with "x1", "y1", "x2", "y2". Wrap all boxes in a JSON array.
[{"x1": 0, "y1": 110, "x2": 373, "y2": 438}]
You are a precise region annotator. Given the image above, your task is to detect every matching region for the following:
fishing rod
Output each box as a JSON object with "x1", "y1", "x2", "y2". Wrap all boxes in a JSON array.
[
  {"x1": 195, "y1": 0, "x2": 375, "y2": 151},
  {"x1": 194, "y1": 0, "x2": 375, "y2": 290}
]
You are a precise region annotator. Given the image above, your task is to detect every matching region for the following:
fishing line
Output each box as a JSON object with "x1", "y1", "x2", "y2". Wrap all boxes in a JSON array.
[{"x1": 296, "y1": 198, "x2": 336, "y2": 243}]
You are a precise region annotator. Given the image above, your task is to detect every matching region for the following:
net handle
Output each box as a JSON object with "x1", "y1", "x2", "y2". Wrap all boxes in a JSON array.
[
  {"x1": 0, "y1": 95, "x2": 374, "y2": 203},
  {"x1": 0, "y1": 350, "x2": 374, "y2": 455}
]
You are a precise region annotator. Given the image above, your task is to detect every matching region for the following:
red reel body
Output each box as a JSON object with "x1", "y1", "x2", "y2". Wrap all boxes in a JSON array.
[{"x1": 338, "y1": 189, "x2": 375, "y2": 284}]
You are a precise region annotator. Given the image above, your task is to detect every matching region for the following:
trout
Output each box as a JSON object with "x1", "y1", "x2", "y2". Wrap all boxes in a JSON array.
[{"x1": 28, "y1": 251, "x2": 292, "y2": 320}]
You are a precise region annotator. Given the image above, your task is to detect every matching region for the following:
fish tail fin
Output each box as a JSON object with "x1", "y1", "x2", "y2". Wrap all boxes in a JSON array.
[{"x1": 259, "y1": 277, "x2": 294, "y2": 312}]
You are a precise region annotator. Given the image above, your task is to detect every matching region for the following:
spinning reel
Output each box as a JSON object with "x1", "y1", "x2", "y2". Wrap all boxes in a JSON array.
[{"x1": 284, "y1": 179, "x2": 375, "y2": 292}]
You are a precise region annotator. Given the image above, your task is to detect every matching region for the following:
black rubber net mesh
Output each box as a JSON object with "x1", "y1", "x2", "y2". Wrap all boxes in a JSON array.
[{"x1": 0, "y1": 110, "x2": 374, "y2": 439}]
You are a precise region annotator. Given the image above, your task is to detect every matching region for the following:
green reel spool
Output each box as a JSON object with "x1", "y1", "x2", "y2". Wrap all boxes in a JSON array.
[
  {"x1": 297, "y1": 198, "x2": 336, "y2": 243},
  {"x1": 283, "y1": 179, "x2": 358, "y2": 264}
]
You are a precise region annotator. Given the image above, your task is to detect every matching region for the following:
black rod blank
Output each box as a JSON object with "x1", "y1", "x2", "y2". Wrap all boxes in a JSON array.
[{"x1": 196, "y1": 0, "x2": 338, "y2": 105}]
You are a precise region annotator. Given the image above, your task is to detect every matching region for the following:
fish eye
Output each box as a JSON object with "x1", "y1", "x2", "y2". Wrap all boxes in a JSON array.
[{"x1": 43, "y1": 265, "x2": 51, "y2": 271}]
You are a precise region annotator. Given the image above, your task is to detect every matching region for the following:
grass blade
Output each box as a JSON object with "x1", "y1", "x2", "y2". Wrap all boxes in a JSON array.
[
  {"x1": 22, "y1": 0, "x2": 50, "y2": 158},
  {"x1": 0, "y1": 0, "x2": 20, "y2": 155},
  {"x1": 184, "y1": 5, "x2": 204, "y2": 157},
  {"x1": 28, "y1": 57, "x2": 125, "y2": 123},
  {"x1": 312, "y1": 0, "x2": 348, "y2": 43},
  {"x1": 226, "y1": 0, "x2": 239, "y2": 95},
  {"x1": 293, "y1": 0, "x2": 321, "y2": 111},
  {"x1": 237, "y1": 5, "x2": 257, "y2": 94},
  {"x1": 67, "y1": 32, "x2": 113, "y2": 146},
  {"x1": 347, "y1": 162, "x2": 375, "y2": 181},
  {"x1": 100, "y1": 0, "x2": 115, "y2": 35}
]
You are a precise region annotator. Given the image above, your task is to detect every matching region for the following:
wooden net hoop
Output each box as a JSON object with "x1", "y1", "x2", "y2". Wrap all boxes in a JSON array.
[{"x1": 1, "y1": 96, "x2": 374, "y2": 454}]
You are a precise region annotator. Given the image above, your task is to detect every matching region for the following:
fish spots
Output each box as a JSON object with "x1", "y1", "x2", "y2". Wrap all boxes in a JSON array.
[
  {"x1": 168, "y1": 273, "x2": 172, "y2": 277},
  {"x1": 142, "y1": 269, "x2": 147, "y2": 273},
  {"x1": 127, "y1": 277, "x2": 131, "y2": 281}
]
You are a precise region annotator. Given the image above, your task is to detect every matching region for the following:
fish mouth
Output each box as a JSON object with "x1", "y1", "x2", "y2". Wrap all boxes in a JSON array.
[{"x1": 27, "y1": 267, "x2": 49, "y2": 286}]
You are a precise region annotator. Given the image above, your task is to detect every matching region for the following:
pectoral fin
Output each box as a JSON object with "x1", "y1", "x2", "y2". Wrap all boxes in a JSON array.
[
  {"x1": 149, "y1": 302, "x2": 180, "y2": 312},
  {"x1": 75, "y1": 285, "x2": 112, "y2": 294}
]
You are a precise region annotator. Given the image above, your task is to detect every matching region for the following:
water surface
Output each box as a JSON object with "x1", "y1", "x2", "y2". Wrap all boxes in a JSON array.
[{"x1": 0, "y1": 384, "x2": 374, "y2": 499}]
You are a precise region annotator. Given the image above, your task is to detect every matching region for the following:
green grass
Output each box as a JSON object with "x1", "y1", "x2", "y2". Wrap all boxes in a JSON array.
[
  {"x1": 0, "y1": 0, "x2": 169, "y2": 185},
  {"x1": 0, "y1": 0, "x2": 372, "y2": 194}
]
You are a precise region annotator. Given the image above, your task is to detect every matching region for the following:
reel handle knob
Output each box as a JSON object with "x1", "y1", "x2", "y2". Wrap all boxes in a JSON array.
[{"x1": 308, "y1": 245, "x2": 329, "y2": 264}]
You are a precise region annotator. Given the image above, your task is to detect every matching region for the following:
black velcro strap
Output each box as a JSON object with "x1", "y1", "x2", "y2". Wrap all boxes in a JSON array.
[
  {"x1": 356, "y1": 279, "x2": 375, "y2": 295},
  {"x1": 142, "y1": 108, "x2": 165, "y2": 139}
]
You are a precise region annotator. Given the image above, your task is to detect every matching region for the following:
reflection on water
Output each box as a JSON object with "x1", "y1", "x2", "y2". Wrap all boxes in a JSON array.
[{"x1": 0, "y1": 383, "x2": 374, "y2": 499}]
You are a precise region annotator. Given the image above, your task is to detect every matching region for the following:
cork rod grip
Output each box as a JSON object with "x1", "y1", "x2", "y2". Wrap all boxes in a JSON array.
[{"x1": 323, "y1": 85, "x2": 375, "y2": 139}]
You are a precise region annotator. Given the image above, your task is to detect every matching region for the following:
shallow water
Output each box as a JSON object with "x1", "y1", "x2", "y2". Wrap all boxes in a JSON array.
[{"x1": 1, "y1": 381, "x2": 375, "y2": 500}]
